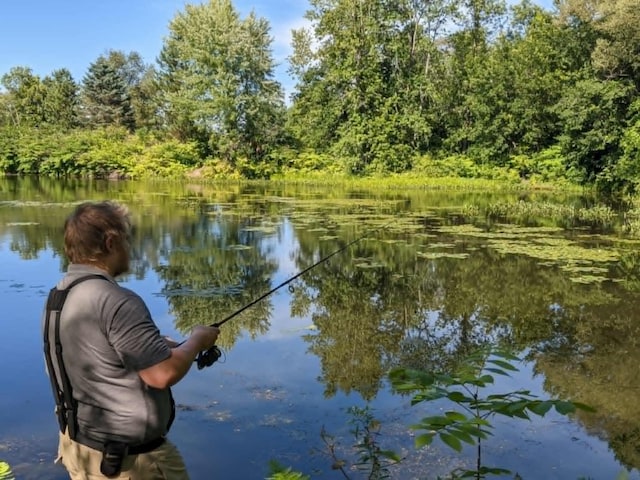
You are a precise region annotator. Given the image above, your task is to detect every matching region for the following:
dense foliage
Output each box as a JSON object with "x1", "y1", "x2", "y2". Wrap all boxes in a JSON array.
[{"x1": 1, "y1": 0, "x2": 640, "y2": 193}]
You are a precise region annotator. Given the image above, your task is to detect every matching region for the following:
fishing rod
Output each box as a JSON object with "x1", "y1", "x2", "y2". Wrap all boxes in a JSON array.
[{"x1": 195, "y1": 219, "x2": 395, "y2": 369}]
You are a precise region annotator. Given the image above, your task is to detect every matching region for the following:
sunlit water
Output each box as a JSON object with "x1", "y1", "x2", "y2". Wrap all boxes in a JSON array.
[{"x1": 1, "y1": 177, "x2": 639, "y2": 479}]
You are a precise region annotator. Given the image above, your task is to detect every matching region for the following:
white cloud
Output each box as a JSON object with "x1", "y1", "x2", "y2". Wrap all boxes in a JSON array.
[{"x1": 271, "y1": 16, "x2": 313, "y2": 54}]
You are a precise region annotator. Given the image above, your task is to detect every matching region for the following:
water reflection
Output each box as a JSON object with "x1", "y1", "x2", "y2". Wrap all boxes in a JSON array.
[
  {"x1": 1, "y1": 176, "x2": 639, "y2": 478},
  {"x1": 157, "y1": 212, "x2": 278, "y2": 347}
]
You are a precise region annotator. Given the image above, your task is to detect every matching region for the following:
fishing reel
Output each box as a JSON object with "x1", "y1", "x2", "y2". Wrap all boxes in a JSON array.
[{"x1": 196, "y1": 345, "x2": 222, "y2": 369}]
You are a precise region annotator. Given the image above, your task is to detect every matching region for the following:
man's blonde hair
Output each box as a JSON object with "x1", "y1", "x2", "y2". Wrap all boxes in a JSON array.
[{"x1": 64, "y1": 201, "x2": 131, "y2": 263}]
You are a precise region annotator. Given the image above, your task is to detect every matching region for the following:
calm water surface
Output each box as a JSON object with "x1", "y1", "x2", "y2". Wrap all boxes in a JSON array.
[{"x1": 1, "y1": 177, "x2": 639, "y2": 480}]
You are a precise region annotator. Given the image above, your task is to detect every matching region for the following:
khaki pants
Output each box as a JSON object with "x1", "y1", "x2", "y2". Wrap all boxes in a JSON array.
[{"x1": 57, "y1": 430, "x2": 190, "y2": 480}]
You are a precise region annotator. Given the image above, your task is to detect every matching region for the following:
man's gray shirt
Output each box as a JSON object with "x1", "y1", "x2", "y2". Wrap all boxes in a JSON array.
[{"x1": 43, "y1": 264, "x2": 173, "y2": 445}]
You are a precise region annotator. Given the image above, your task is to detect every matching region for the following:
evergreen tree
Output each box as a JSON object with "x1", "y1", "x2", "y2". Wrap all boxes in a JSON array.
[
  {"x1": 101, "y1": 50, "x2": 160, "y2": 130},
  {"x1": 80, "y1": 56, "x2": 135, "y2": 130}
]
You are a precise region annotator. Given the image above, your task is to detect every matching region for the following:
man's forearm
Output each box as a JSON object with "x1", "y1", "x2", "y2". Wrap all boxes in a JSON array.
[{"x1": 139, "y1": 336, "x2": 204, "y2": 389}]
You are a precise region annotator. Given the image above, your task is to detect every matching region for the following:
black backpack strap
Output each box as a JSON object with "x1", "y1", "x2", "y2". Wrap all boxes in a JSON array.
[
  {"x1": 43, "y1": 274, "x2": 109, "y2": 437},
  {"x1": 167, "y1": 387, "x2": 176, "y2": 432}
]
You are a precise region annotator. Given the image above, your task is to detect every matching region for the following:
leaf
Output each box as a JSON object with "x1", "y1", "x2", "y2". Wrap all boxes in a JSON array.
[
  {"x1": 415, "y1": 415, "x2": 455, "y2": 428},
  {"x1": 484, "y1": 367, "x2": 509, "y2": 376},
  {"x1": 478, "y1": 374, "x2": 495, "y2": 384},
  {"x1": 488, "y1": 359, "x2": 519, "y2": 371},
  {"x1": 478, "y1": 466, "x2": 513, "y2": 475},
  {"x1": 455, "y1": 466, "x2": 512, "y2": 478},
  {"x1": 554, "y1": 401, "x2": 577, "y2": 415},
  {"x1": 411, "y1": 388, "x2": 448, "y2": 404},
  {"x1": 447, "y1": 391, "x2": 472, "y2": 403},
  {"x1": 444, "y1": 411, "x2": 468, "y2": 422},
  {"x1": 377, "y1": 449, "x2": 402, "y2": 462},
  {"x1": 439, "y1": 432, "x2": 463, "y2": 452},
  {"x1": 415, "y1": 432, "x2": 435, "y2": 449},
  {"x1": 454, "y1": 423, "x2": 492, "y2": 439},
  {"x1": 486, "y1": 393, "x2": 514, "y2": 400},
  {"x1": 414, "y1": 372, "x2": 436, "y2": 386},
  {"x1": 527, "y1": 401, "x2": 553, "y2": 416},
  {"x1": 496, "y1": 400, "x2": 532, "y2": 419},
  {"x1": 456, "y1": 469, "x2": 481, "y2": 478},
  {"x1": 511, "y1": 409, "x2": 531, "y2": 419},
  {"x1": 492, "y1": 350, "x2": 521, "y2": 362},
  {"x1": 435, "y1": 373, "x2": 455, "y2": 386},
  {"x1": 450, "y1": 427, "x2": 476, "y2": 445},
  {"x1": 0, "y1": 462, "x2": 15, "y2": 480},
  {"x1": 573, "y1": 401, "x2": 596, "y2": 413}
]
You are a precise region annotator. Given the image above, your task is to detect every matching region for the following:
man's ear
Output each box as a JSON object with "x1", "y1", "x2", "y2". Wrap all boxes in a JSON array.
[{"x1": 104, "y1": 233, "x2": 116, "y2": 252}]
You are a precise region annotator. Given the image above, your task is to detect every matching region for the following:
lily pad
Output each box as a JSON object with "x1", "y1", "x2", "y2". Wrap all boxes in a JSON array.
[
  {"x1": 417, "y1": 252, "x2": 470, "y2": 260},
  {"x1": 226, "y1": 244, "x2": 253, "y2": 251}
]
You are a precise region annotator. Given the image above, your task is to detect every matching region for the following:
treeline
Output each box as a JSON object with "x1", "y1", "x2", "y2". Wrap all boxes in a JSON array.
[{"x1": 1, "y1": 0, "x2": 639, "y2": 193}]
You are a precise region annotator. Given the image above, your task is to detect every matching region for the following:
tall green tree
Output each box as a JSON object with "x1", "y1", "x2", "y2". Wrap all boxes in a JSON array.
[
  {"x1": 42, "y1": 68, "x2": 78, "y2": 129},
  {"x1": 80, "y1": 56, "x2": 135, "y2": 130},
  {"x1": 441, "y1": 2, "x2": 593, "y2": 163},
  {"x1": 505, "y1": 3, "x2": 592, "y2": 153},
  {"x1": 157, "y1": 0, "x2": 285, "y2": 164},
  {"x1": 0, "y1": 66, "x2": 46, "y2": 128},
  {"x1": 438, "y1": 0, "x2": 508, "y2": 159},
  {"x1": 290, "y1": 0, "x2": 456, "y2": 173},
  {"x1": 0, "y1": 92, "x2": 11, "y2": 128},
  {"x1": 591, "y1": 0, "x2": 640, "y2": 88},
  {"x1": 555, "y1": 78, "x2": 634, "y2": 185},
  {"x1": 130, "y1": 66, "x2": 162, "y2": 131},
  {"x1": 614, "y1": 99, "x2": 640, "y2": 193}
]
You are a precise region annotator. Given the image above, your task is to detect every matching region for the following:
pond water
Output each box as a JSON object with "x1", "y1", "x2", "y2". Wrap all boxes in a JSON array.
[{"x1": 1, "y1": 177, "x2": 640, "y2": 480}]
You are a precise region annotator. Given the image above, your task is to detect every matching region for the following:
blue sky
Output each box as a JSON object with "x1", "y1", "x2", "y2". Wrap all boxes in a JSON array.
[
  {"x1": 0, "y1": 0, "x2": 554, "y2": 100},
  {"x1": 0, "y1": 0, "x2": 309, "y2": 98}
]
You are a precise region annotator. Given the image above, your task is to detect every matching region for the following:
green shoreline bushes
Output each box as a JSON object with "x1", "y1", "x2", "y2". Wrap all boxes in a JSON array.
[
  {"x1": 0, "y1": 127, "x2": 202, "y2": 178},
  {"x1": 0, "y1": 126, "x2": 576, "y2": 189}
]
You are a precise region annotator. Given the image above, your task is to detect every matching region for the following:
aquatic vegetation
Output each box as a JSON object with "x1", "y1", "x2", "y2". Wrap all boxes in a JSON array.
[
  {"x1": 272, "y1": 174, "x2": 545, "y2": 192},
  {"x1": 225, "y1": 244, "x2": 253, "y2": 251},
  {"x1": 437, "y1": 224, "x2": 565, "y2": 238},
  {"x1": 434, "y1": 222, "x2": 622, "y2": 283},
  {"x1": 483, "y1": 200, "x2": 617, "y2": 227},
  {"x1": 488, "y1": 238, "x2": 619, "y2": 263},
  {"x1": 427, "y1": 242, "x2": 457, "y2": 249},
  {"x1": 417, "y1": 252, "x2": 470, "y2": 260},
  {"x1": 0, "y1": 462, "x2": 15, "y2": 480},
  {"x1": 622, "y1": 205, "x2": 640, "y2": 236},
  {"x1": 267, "y1": 461, "x2": 311, "y2": 480},
  {"x1": 353, "y1": 257, "x2": 387, "y2": 269},
  {"x1": 241, "y1": 225, "x2": 278, "y2": 234},
  {"x1": 569, "y1": 275, "x2": 607, "y2": 284}
]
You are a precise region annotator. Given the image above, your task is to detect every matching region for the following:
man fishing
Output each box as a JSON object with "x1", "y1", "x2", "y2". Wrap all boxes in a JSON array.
[{"x1": 42, "y1": 200, "x2": 220, "y2": 479}]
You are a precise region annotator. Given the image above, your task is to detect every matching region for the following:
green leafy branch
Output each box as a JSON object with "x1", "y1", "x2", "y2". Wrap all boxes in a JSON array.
[
  {"x1": 0, "y1": 461, "x2": 15, "y2": 480},
  {"x1": 389, "y1": 348, "x2": 595, "y2": 479},
  {"x1": 346, "y1": 406, "x2": 403, "y2": 479}
]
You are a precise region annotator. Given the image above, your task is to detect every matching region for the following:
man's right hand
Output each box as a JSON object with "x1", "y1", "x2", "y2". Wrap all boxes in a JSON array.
[
  {"x1": 191, "y1": 325, "x2": 220, "y2": 351},
  {"x1": 140, "y1": 326, "x2": 221, "y2": 388}
]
